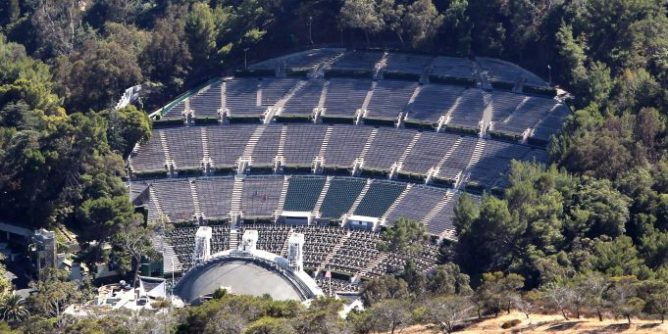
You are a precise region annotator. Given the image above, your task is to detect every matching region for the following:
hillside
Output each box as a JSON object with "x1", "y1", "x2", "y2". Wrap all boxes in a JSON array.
[{"x1": 397, "y1": 312, "x2": 668, "y2": 334}]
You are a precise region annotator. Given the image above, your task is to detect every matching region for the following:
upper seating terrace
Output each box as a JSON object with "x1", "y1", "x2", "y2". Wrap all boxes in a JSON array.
[
  {"x1": 151, "y1": 49, "x2": 568, "y2": 144},
  {"x1": 129, "y1": 123, "x2": 546, "y2": 193},
  {"x1": 131, "y1": 175, "x2": 478, "y2": 238}
]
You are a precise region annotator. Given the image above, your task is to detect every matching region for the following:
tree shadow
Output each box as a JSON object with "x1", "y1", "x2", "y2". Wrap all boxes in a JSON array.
[
  {"x1": 599, "y1": 323, "x2": 630, "y2": 332},
  {"x1": 639, "y1": 323, "x2": 661, "y2": 329},
  {"x1": 547, "y1": 321, "x2": 583, "y2": 331}
]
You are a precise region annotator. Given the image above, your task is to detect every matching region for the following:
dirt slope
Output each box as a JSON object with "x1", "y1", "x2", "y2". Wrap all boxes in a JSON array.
[{"x1": 394, "y1": 311, "x2": 668, "y2": 333}]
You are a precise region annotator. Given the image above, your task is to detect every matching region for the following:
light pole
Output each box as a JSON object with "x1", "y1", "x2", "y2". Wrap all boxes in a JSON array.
[
  {"x1": 308, "y1": 16, "x2": 313, "y2": 45},
  {"x1": 547, "y1": 64, "x2": 552, "y2": 86},
  {"x1": 244, "y1": 48, "x2": 249, "y2": 70}
]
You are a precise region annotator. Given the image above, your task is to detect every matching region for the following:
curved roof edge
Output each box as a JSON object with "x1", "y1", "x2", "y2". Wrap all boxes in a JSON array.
[
  {"x1": 150, "y1": 48, "x2": 556, "y2": 119},
  {"x1": 174, "y1": 250, "x2": 323, "y2": 304}
]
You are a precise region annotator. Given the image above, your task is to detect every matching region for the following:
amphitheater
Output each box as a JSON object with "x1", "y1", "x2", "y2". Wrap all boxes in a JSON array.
[{"x1": 128, "y1": 48, "x2": 570, "y2": 300}]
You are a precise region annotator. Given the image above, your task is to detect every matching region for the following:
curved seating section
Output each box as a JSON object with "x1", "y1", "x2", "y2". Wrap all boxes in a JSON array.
[
  {"x1": 283, "y1": 176, "x2": 326, "y2": 212},
  {"x1": 163, "y1": 223, "x2": 441, "y2": 292},
  {"x1": 406, "y1": 84, "x2": 463, "y2": 122},
  {"x1": 157, "y1": 49, "x2": 566, "y2": 142},
  {"x1": 130, "y1": 123, "x2": 545, "y2": 192},
  {"x1": 240, "y1": 176, "x2": 283, "y2": 217},
  {"x1": 477, "y1": 57, "x2": 546, "y2": 87},
  {"x1": 366, "y1": 80, "x2": 417, "y2": 119},
  {"x1": 354, "y1": 181, "x2": 405, "y2": 217},
  {"x1": 144, "y1": 50, "x2": 567, "y2": 295},
  {"x1": 131, "y1": 175, "x2": 475, "y2": 237},
  {"x1": 250, "y1": 49, "x2": 546, "y2": 88},
  {"x1": 319, "y1": 178, "x2": 366, "y2": 219},
  {"x1": 250, "y1": 48, "x2": 345, "y2": 71},
  {"x1": 323, "y1": 79, "x2": 371, "y2": 117},
  {"x1": 329, "y1": 50, "x2": 384, "y2": 71},
  {"x1": 159, "y1": 76, "x2": 564, "y2": 141}
]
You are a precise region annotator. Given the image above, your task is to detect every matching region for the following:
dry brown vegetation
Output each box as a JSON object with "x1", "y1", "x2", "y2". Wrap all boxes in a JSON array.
[{"x1": 390, "y1": 312, "x2": 668, "y2": 334}]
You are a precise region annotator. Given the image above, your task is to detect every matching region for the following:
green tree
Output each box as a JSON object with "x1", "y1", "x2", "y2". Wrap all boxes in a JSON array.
[
  {"x1": 77, "y1": 195, "x2": 135, "y2": 242},
  {"x1": 294, "y1": 297, "x2": 349, "y2": 334},
  {"x1": 426, "y1": 263, "x2": 471, "y2": 296},
  {"x1": 113, "y1": 218, "x2": 156, "y2": 288},
  {"x1": 606, "y1": 276, "x2": 645, "y2": 324},
  {"x1": 186, "y1": 2, "x2": 219, "y2": 78},
  {"x1": 425, "y1": 295, "x2": 473, "y2": 334},
  {"x1": 55, "y1": 38, "x2": 143, "y2": 112},
  {"x1": 578, "y1": 271, "x2": 609, "y2": 321},
  {"x1": 0, "y1": 34, "x2": 63, "y2": 114},
  {"x1": 103, "y1": 105, "x2": 152, "y2": 156},
  {"x1": 455, "y1": 194, "x2": 522, "y2": 280},
  {"x1": 647, "y1": 281, "x2": 668, "y2": 323},
  {"x1": 141, "y1": 6, "x2": 192, "y2": 94},
  {"x1": 0, "y1": 257, "x2": 13, "y2": 305},
  {"x1": 439, "y1": 0, "x2": 472, "y2": 54},
  {"x1": 243, "y1": 316, "x2": 294, "y2": 334},
  {"x1": 27, "y1": 269, "x2": 81, "y2": 325},
  {"x1": 0, "y1": 0, "x2": 20, "y2": 28},
  {"x1": 380, "y1": 218, "x2": 428, "y2": 254},
  {"x1": 339, "y1": 0, "x2": 383, "y2": 46},
  {"x1": 566, "y1": 177, "x2": 631, "y2": 238},
  {"x1": 591, "y1": 236, "x2": 649, "y2": 277},
  {"x1": 377, "y1": 0, "x2": 406, "y2": 46},
  {"x1": 360, "y1": 275, "x2": 409, "y2": 306},
  {"x1": 476, "y1": 272, "x2": 524, "y2": 317},
  {"x1": 614, "y1": 70, "x2": 662, "y2": 113},
  {"x1": 584, "y1": 61, "x2": 613, "y2": 106},
  {"x1": 403, "y1": 0, "x2": 443, "y2": 48},
  {"x1": 555, "y1": 23, "x2": 587, "y2": 97},
  {"x1": 369, "y1": 299, "x2": 412, "y2": 334},
  {"x1": 0, "y1": 295, "x2": 29, "y2": 324},
  {"x1": 541, "y1": 280, "x2": 572, "y2": 320},
  {"x1": 31, "y1": 0, "x2": 84, "y2": 57},
  {"x1": 639, "y1": 226, "x2": 668, "y2": 269}
]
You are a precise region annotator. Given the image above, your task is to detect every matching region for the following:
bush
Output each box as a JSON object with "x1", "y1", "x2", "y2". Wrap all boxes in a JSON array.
[
  {"x1": 212, "y1": 166, "x2": 235, "y2": 175},
  {"x1": 404, "y1": 120, "x2": 436, "y2": 130},
  {"x1": 431, "y1": 177, "x2": 455, "y2": 188},
  {"x1": 501, "y1": 319, "x2": 522, "y2": 329},
  {"x1": 360, "y1": 168, "x2": 389, "y2": 178},
  {"x1": 151, "y1": 298, "x2": 171, "y2": 309},
  {"x1": 275, "y1": 114, "x2": 311, "y2": 123},
  {"x1": 321, "y1": 115, "x2": 355, "y2": 125},
  {"x1": 489, "y1": 130, "x2": 523, "y2": 142},
  {"x1": 444, "y1": 124, "x2": 479, "y2": 136},
  {"x1": 397, "y1": 172, "x2": 426, "y2": 183}
]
